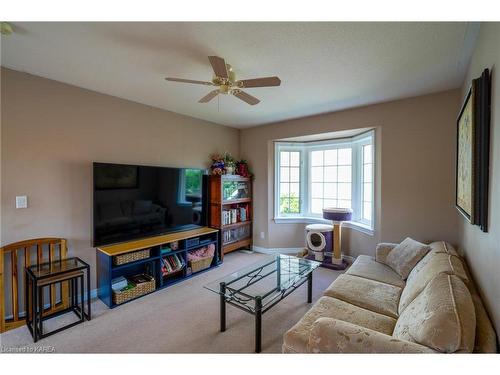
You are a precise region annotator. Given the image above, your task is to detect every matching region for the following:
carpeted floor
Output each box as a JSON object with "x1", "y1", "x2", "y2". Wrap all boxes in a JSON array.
[{"x1": 0, "y1": 251, "x2": 342, "y2": 353}]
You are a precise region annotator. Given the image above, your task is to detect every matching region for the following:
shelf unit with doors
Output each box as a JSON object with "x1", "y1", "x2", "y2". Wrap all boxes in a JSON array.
[{"x1": 209, "y1": 175, "x2": 253, "y2": 257}]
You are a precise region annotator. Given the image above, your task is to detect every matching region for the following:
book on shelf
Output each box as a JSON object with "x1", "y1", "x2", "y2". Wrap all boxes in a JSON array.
[
  {"x1": 222, "y1": 204, "x2": 249, "y2": 226},
  {"x1": 161, "y1": 253, "x2": 185, "y2": 276}
]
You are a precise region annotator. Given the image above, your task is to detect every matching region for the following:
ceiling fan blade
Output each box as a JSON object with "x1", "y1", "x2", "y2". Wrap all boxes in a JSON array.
[
  {"x1": 208, "y1": 56, "x2": 228, "y2": 79},
  {"x1": 237, "y1": 76, "x2": 281, "y2": 88},
  {"x1": 165, "y1": 77, "x2": 213, "y2": 86},
  {"x1": 198, "y1": 90, "x2": 220, "y2": 103},
  {"x1": 233, "y1": 90, "x2": 260, "y2": 105}
]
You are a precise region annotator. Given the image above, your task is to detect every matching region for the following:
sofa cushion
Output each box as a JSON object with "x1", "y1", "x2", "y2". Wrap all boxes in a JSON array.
[
  {"x1": 428, "y1": 241, "x2": 459, "y2": 257},
  {"x1": 385, "y1": 237, "x2": 431, "y2": 279},
  {"x1": 346, "y1": 255, "x2": 405, "y2": 288},
  {"x1": 393, "y1": 274, "x2": 476, "y2": 353},
  {"x1": 324, "y1": 274, "x2": 402, "y2": 318},
  {"x1": 399, "y1": 252, "x2": 469, "y2": 313},
  {"x1": 283, "y1": 296, "x2": 397, "y2": 353}
]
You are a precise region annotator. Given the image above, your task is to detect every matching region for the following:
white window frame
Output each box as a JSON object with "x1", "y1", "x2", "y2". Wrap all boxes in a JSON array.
[{"x1": 274, "y1": 130, "x2": 375, "y2": 234}]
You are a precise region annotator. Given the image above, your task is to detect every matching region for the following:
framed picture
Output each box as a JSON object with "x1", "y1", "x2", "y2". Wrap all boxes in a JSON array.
[
  {"x1": 455, "y1": 68, "x2": 491, "y2": 232},
  {"x1": 456, "y1": 86, "x2": 475, "y2": 223}
]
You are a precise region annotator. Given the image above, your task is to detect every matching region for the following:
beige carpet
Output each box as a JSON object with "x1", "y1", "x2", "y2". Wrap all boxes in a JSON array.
[{"x1": 0, "y1": 251, "x2": 342, "y2": 353}]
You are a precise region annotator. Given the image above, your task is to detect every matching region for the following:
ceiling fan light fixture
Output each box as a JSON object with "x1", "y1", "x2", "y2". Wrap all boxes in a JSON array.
[{"x1": 165, "y1": 55, "x2": 281, "y2": 106}]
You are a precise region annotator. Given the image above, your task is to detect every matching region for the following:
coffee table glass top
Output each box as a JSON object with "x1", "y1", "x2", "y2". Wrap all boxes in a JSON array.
[{"x1": 205, "y1": 254, "x2": 320, "y2": 310}]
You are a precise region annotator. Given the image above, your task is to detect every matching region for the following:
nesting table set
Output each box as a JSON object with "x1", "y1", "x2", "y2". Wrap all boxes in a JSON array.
[{"x1": 25, "y1": 257, "x2": 91, "y2": 342}]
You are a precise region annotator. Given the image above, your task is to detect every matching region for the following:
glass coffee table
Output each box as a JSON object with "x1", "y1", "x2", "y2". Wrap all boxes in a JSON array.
[{"x1": 205, "y1": 254, "x2": 320, "y2": 352}]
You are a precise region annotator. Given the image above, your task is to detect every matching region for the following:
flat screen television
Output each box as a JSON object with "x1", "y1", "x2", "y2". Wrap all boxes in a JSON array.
[{"x1": 93, "y1": 162, "x2": 208, "y2": 246}]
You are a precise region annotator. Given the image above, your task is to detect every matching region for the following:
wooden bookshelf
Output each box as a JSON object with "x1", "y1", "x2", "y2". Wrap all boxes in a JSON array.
[{"x1": 209, "y1": 175, "x2": 253, "y2": 257}]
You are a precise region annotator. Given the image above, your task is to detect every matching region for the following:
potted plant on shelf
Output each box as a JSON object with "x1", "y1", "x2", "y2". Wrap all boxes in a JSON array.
[{"x1": 223, "y1": 152, "x2": 236, "y2": 175}]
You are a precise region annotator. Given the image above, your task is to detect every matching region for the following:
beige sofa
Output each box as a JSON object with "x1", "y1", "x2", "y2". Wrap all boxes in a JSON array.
[{"x1": 283, "y1": 241, "x2": 498, "y2": 353}]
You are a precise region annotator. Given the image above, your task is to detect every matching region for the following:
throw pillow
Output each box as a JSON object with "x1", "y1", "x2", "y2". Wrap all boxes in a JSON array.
[{"x1": 385, "y1": 237, "x2": 430, "y2": 279}]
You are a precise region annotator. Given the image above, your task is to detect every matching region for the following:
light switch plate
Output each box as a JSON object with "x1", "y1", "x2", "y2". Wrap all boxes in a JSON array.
[{"x1": 16, "y1": 195, "x2": 28, "y2": 209}]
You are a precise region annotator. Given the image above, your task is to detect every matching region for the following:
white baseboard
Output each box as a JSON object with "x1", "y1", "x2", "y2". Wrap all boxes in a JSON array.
[
  {"x1": 4, "y1": 289, "x2": 98, "y2": 321},
  {"x1": 252, "y1": 246, "x2": 357, "y2": 264}
]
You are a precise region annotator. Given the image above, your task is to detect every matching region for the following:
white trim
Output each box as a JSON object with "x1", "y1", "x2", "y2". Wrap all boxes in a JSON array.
[
  {"x1": 273, "y1": 216, "x2": 374, "y2": 236},
  {"x1": 4, "y1": 289, "x2": 98, "y2": 321},
  {"x1": 274, "y1": 130, "x2": 375, "y2": 231}
]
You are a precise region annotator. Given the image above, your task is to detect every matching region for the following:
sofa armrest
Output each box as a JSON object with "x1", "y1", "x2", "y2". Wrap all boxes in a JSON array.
[
  {"x1": 375, "y1": 242, "x2": 398, "y2": 264},
  {"x1": 308, "y1": 318, "x2": 435, "y2": 353}
]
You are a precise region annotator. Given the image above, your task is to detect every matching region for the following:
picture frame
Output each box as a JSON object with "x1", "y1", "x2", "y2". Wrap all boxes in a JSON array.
[
  {"x1": 455, "y1": 68, "x2": 491, "y2": 232},
  {"x1": 456, "y1": 85, "x2": 475, "y2": 223}
]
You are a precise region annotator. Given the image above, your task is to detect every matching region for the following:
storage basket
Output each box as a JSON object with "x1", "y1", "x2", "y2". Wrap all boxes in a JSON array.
[
  {"x1": 189, "y1": 255, "x2": 214, "y2": 273},
  {"x1": 113, "y1": 248, "x2": 151, "y2": 266},
  {"x1": 113, "y1": 275, "x2": 155, "y2": 305}
]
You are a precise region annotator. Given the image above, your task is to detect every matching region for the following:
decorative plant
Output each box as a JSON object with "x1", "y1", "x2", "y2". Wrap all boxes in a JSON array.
[
  {"x1": 209, "y1": 153, "x2": 225, "y2": 175},
  {"x1": 223, "y1": 152, "x2": 236, "y2": 169},
  {"x1": 235, "y1": 159, "x2": 252, "y2": 178}
]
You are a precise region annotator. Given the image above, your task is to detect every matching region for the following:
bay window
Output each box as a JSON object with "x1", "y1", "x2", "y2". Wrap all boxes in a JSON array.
[{"x1": 274, "y1": 130, "x2": 375, "y2": 232}]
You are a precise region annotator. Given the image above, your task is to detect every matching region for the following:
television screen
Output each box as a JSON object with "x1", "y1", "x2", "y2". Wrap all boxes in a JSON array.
[{"x1": 93, "y1": 162, "x2": 208, "y2": 246}]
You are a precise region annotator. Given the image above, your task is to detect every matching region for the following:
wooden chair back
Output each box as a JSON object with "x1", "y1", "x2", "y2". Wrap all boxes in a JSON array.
[{"x1": 0, "y1": 238, "x2": 69, "y2": 333}]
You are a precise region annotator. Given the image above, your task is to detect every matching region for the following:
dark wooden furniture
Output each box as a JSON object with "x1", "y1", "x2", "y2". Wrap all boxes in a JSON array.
[
  {"x1": 209, "y1": 175, "x2": 253, "y2": 257},
  {"x1": 25, "y1": 257, "x2": 91, "y2": 342},
  {"x1": 96, "y1": 227, "x2": 220, "y2": 308},
  {"x1": 1, "y1": 238, "x2": 69, "y2": 333}
]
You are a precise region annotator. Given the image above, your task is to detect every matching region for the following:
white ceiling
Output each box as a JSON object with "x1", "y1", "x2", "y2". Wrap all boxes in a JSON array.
[{"x1": 1, "y1": 22, "x2": 478, "y2": 128}]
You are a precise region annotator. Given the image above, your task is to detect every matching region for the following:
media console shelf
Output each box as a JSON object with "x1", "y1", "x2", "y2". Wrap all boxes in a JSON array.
[{"x1": 96, "y1": 227, "x2": 220, "y2": 308}]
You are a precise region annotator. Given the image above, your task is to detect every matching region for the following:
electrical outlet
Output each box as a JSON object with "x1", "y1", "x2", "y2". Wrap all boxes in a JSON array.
[
  {"x1": 260, "y1": 232, "x2": 265, "y2": 240},
  {"x1": 16, "y1": 195, "x2": 28, "y2": 209}
]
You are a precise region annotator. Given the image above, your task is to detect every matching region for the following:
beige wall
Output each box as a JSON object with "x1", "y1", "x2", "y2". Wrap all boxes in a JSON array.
[
  {"x1": 240, "y1": 89, "x2": 461, "y2": 258},
  {"x1": 457, "y1": 23, "x2": 500, "y2": 335},
  {"x1": 0, "y1": 68, "x2": 239, "y2": 289}
]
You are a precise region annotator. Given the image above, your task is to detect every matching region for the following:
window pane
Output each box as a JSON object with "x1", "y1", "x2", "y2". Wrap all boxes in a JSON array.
[
  {"x1": 290, "y1": 167, "x2": 300, "y2": 182},
  {"x1": 290, "y1": 152, "x2": 300, "y2": 167},
  {"x1": 363, "y1": 144, "x2": 372, "y2": 164},
  {"x1": 363, "y1": 182, "x2": 372, "y2": 202},
  {"x1": 338, "y1": 183, "x2": 351, "y2": 200},
  {"x1": 324, "y1": 199, "x2": 337, "y2": 209},
  {"x1": 338, "y1": 166, "x2": 351, "y2": 182},
  {"x1": 280, "y1": 151, "x2": 290, "y2": 166},
  {"x1": 324, "y1": 183, "x2": 337, "y2": 199},
  {"x1": 311, "y1": 151, "x2": 323, "y2": 166},
  {"x1": 290, "y1": 183, "x2": 300, "y2": 198},
  {"x1": 289, "y1": 197, "x2": 300, "y2": 213},
  {"x1": 363, "y1": 202, "x2": 372, "y2": 221},
  {"x1": 280, "y1": 167, "x2": 289, "y2": 182},
  {"x1": 338, "y1": 200, "x2": 352, "y2": 209},
  {"x1": 280, "y1": 182, "x2": 289, "y2": 197},
  {"x1": 280, "y1": 197, "x2": 290, "y2": 214},
  {"x1": 311, "y1": 167, "x2": 323, "y2": 182},
  {"x1": 324, "y1": 149, "x2": 337, "y2": 165},
  {"x1": 338, "y1": 148, "x2": 352, "y2": 165},
  {"x1": 311, "y1": 183, "x2": 323, "y2": 198},
  {"x1": 324, "y1": 166, "x2": 337, "y2": 182},
  {"x1": 311, "y1": 198, "x2": 323, "y2": 214},
  {"x1": 363, "y1": 164, "x2": 372, "y2": 183}
]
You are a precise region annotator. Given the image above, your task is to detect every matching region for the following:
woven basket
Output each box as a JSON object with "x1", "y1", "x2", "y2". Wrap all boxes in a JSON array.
[
  {"x1": 113, "y1": 248, "x2": 151, "y2": 266},
  {"x1": 113, "y1": 276, "x2": 155, "y2": 305},
  {"x1": 189, "y1": 255, "x2": 214, "y2": 273}
]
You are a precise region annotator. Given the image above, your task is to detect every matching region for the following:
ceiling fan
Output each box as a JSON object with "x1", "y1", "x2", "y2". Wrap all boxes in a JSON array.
[{"x1": 165, "y1": 56, "x2": 281, "y2": 105}]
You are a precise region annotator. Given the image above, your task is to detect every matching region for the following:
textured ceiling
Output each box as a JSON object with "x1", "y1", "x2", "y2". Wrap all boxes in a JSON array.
[{"x1": 1, "y1": 22, "x2": 478, "y2": 128}]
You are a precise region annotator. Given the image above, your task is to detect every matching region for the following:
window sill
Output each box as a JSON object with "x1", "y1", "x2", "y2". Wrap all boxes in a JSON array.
[{"x1": 273, "y1": 216, "x2": 374, "y2": 236}]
